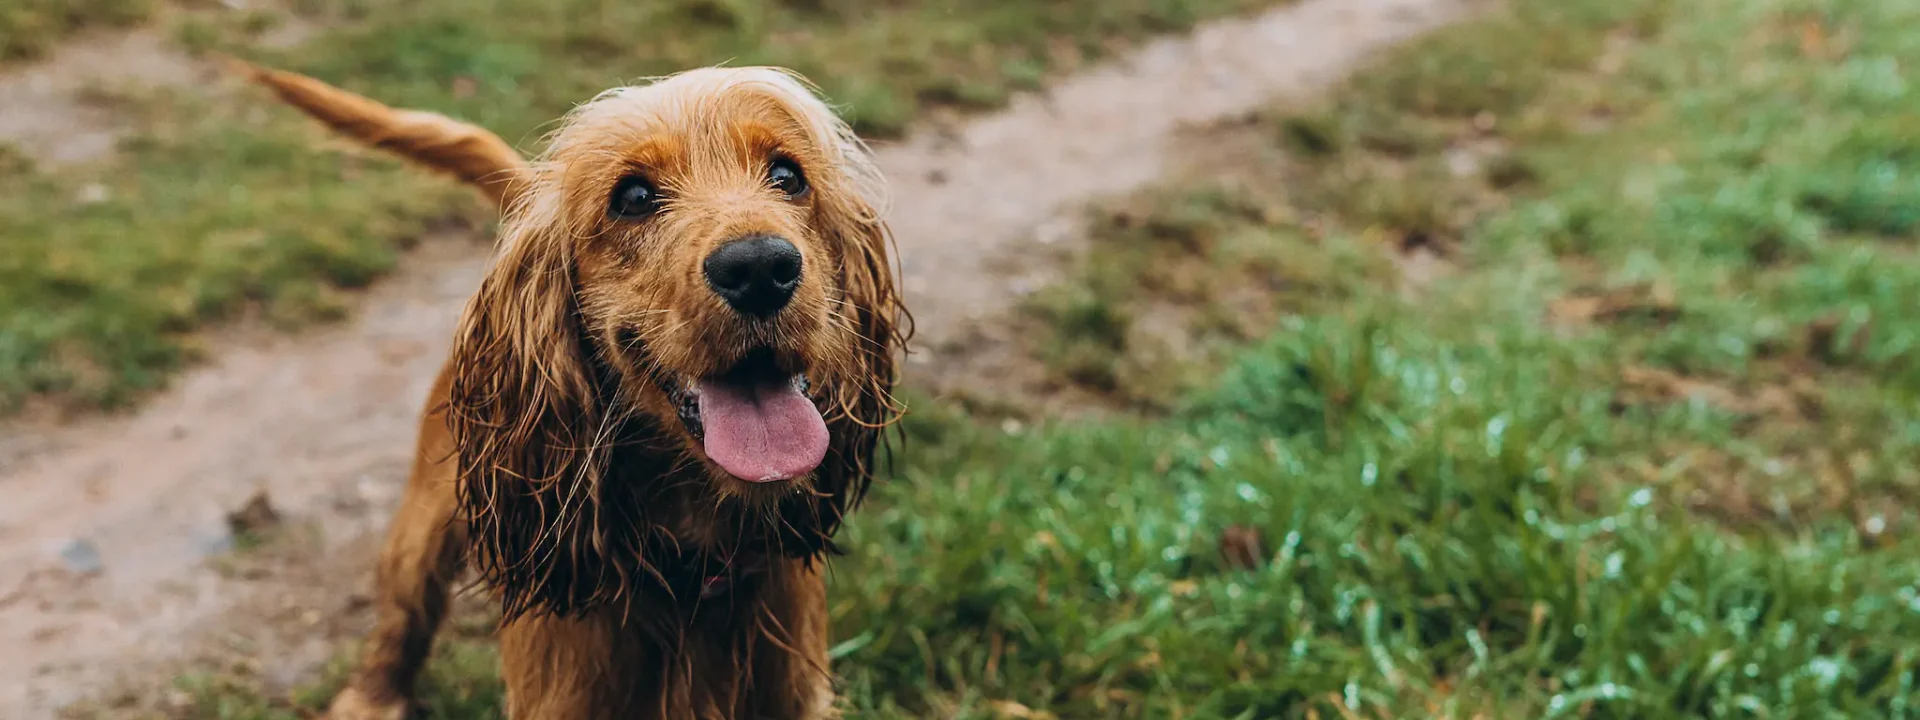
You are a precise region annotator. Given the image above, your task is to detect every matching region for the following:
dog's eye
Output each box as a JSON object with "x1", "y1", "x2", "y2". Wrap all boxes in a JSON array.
[
  {"x1": 608, "y1": 176, "x2": 660, "y2": 219},
  {"x1": 768, "y1": 157, "x2": 808, "y2": 199}
]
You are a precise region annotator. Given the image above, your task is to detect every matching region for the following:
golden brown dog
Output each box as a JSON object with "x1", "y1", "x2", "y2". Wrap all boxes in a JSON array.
[{"x1": 240, "y1": 63, "x2": 907, "y2": 719}]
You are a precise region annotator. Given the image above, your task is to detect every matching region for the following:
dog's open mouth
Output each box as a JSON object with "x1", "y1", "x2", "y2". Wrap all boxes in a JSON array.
[{"x1": 660, "y1": 351, "x2": 825, "y2": 483}]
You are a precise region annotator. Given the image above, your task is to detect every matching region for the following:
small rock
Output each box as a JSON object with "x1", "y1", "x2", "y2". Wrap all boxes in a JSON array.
[
  {"x1": 1864, "y1": 514, "x2": 1887, "y2": 536},
  {"x1": 1472, "y1": 111, "x2": 1498, "y2": 133},
  {"x1": 75, "y1": 184, "x2": 109, "y2": 205},
  {"x1": 226, "y1": 490, "x2": 281, "y2": 538},
  {"x1": 57, "y1": 538, "x2": 104, "y2": 575},
  {"x1": 1444, "y1": 147, "x2": 1482, "y2": 178},
  {"x1": 197, "y1": 530, "x2": 235, "y2": 557}
]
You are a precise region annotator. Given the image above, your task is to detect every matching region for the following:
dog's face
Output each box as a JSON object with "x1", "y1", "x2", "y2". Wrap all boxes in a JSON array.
[
  {"x1": 449, "y1": 67, "x2": 900, "y2": 500},
  {"x1": 563, "y1": 70, "x2": 886, "y2": 493}
]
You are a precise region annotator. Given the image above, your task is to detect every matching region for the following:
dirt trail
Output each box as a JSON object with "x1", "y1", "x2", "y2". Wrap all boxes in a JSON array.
[{"x1": 0, "y1": 0, "x2": 1473, "y2": 715}]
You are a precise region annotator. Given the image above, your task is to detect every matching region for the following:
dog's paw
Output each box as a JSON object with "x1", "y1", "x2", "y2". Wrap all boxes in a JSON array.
[{"x1": 325, "y1": 686, "x2": 410, "y2": 720}]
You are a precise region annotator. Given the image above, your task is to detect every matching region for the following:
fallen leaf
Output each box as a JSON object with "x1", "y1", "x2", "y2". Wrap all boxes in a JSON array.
[
  {"x1": 226, "y1": 490, "x2": 281, "y2": 537},
  {"x1": 1549, "y1": 282, "x2": 1679, "y2": 325},
  {"x1": 1220, "y1": 525, "x2": 1265, "y2": 570},
  {"x1": 990, "y1": 700, "x2": 1058, "y2": 719},
  {"x1": 1619, "y1": 365, "x2": 1741, "y2": 410},
  {"x1": 1799, "y1": 19, "x2": 1827, "y2": 58},
  {"x1": 1547, "y1": 295, "x2": 1602, "y2": 324},
  {"x1": 1807, "y1": 313, "x2": 1872, "y2": 365}
]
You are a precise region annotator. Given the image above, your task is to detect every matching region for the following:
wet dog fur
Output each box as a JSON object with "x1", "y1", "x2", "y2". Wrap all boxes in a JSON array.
[{"x1": 238, "y1": 62, "x2": 907, "y2": 719}]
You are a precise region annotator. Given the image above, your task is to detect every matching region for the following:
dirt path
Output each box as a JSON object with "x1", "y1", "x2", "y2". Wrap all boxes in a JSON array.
[{"x1": 0, "y1": 0, "x2": 1474, "y2": 715}]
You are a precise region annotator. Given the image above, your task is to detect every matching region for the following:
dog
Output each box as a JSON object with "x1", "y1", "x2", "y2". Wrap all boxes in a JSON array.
[{"x1": 238, "y1": 62, "x2": 908, "y2": 719}]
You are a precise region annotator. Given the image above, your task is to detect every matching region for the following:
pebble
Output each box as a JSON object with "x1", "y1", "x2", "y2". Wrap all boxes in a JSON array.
[
  {"x1": 226, "y1": 490, "x2": 281, "y2": 537},
  {"x1": 197, "y1": 530, "x2": 236, "y2": 557},
  {"x1": 57, "y1": 538, "x2": 104, "y2": 575},
  {"x1": 75, "y1": 184, "x2": 109, "y2": 205}
]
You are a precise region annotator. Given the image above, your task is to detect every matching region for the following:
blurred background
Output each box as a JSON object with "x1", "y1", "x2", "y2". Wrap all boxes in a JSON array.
[{"x1": 2, "y1": 0, "x2": 1918, "y2": 717}]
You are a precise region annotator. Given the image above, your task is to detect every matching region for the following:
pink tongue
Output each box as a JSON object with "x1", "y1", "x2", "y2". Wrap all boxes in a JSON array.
[{"x1": 696, "y1": 376, "x2": 828, "y2": 482}]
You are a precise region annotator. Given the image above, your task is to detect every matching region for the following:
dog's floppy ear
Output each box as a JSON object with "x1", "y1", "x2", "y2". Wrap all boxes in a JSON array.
[
  {"x1": 800, "y1": 176, "x2": 908, "y2": 540},
  {"x1": 443, "y1": 189, "x2": 620, "y2": 619},
  {"x1": 820, "y1": 174, "x2": 909, "y2": 445},
  {"x1": 231, "y1": 58, "x2": 530, "y2": 211}
]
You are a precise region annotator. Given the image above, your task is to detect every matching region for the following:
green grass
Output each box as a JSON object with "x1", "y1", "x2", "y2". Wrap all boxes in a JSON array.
[
  {"x1": 0, "y1": 0, "x2": 151, "y2": 62},
  {"x1": 138, "y1": 0, "x2": 1920, "y2": 716},
  {"x1": 1025, "y1": 154, "x2": 1395, "y2": 409},
  {"x1": 0, "y1": 0, "x2": 1278, "y2": 412}
]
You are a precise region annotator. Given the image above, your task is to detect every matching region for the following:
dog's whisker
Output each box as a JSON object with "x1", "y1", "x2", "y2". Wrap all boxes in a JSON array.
[{"x1": 821, "y1": 305, "x2": 893, "y2": 356}]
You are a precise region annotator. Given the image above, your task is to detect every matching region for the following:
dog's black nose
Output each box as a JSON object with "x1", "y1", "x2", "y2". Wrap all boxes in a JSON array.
[{"x1": 703, "y1": 235, "x2": 802, "y2": 318}]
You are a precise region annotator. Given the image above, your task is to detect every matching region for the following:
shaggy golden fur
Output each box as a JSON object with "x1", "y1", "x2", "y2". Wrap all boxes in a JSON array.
[{"x1": 239, "y1": 62, "x2": 907, "y2": 719}]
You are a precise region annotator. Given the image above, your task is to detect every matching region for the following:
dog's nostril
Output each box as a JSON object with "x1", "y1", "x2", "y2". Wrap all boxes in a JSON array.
[
  {"x1": 703, "y1": 235, "x2": 803, "y2": 318},
  {"x1": 769, "y1": 255, "x2": 801, "y2": 287},
  {"x1": 709, "y1": 263, "x2": 751, "y2": 293}
]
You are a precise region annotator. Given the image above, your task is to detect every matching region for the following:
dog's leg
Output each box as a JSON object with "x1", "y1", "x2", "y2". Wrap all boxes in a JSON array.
[
  {"x1": 498, "y1": 610, "x2": 662, "y2": 720},
  {"x1": 328, "y1": 390, "x2": 469, "y2": 720},
  {"x1": 492, "y1": 564, "x2": 837, "y2": 720},
  {"x1": 745, "y1": 558, "x2": 839, "y2": 720}
]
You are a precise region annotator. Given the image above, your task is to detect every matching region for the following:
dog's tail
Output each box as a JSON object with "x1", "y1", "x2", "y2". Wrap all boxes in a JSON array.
[{"x1": 228, "y1": 58, "x2": 529, "y2": 211}]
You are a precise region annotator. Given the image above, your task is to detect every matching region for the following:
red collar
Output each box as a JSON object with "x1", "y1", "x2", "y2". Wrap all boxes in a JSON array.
[{"x1": 686, "y1": 556, "x2": 766, "y2": 600}]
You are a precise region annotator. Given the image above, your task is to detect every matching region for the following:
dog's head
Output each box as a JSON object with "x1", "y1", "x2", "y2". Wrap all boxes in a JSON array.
[{"x1": 445, "y1": 67, "x2": 906, "y2": 618}]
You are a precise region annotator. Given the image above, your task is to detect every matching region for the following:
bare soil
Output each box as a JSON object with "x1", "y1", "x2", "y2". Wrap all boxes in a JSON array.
[
  {"x1": 0, "y1": 0, "x2": 1476, "y2": 715},
  {"x1": 0, "y1": 27, "x2": 202, "y2": 166}
]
